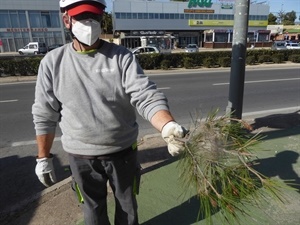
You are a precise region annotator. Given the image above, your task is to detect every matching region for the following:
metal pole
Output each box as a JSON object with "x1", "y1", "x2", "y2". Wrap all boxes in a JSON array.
[{"x1": 226, "y1": 0, "x2": 250, "y2": 119}]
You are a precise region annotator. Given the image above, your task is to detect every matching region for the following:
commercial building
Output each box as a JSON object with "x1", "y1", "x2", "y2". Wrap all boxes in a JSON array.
[
  {"x1": 0, "y1": 0, "x2": 65, "y2": 53},
  {"x1": 113, "y1": 0, "x2": 271, "y2": 49},
  {"x1": 0, "y1": 0, "x2": 277, "y2": 53}
]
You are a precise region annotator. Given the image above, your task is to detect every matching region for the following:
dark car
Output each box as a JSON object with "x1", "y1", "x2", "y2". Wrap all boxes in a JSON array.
[{"x1": 47, "y1": 44, "x2": 63, "y2": 52}]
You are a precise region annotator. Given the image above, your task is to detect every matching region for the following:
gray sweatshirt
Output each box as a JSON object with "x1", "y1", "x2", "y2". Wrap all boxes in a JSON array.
[{"x1": 32, "y1": 41, "x2": 169, "y2": 155}]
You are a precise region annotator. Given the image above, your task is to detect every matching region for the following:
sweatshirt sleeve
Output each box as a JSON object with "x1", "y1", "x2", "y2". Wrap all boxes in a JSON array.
[
  {"x1": 122, "y1": 54, "x2": 170, "y2": 121},
  {"x1": 32, "y1": 59, "x2": 61, "y2": 135}
]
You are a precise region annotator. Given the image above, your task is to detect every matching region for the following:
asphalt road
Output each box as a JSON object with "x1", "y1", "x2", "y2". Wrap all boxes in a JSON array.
[{"x1": 0, "y1": 67, "x2": 299, "y2": 214}]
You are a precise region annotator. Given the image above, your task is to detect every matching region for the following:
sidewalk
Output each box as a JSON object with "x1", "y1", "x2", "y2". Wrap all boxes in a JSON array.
[{"x1": 4, "y1": 108, "x2": 300, "y2": 225}]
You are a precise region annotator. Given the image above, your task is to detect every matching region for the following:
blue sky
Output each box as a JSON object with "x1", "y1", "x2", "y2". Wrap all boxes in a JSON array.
[{"x1": 105, "y1": 0, "x2": 300, "y2": 20}]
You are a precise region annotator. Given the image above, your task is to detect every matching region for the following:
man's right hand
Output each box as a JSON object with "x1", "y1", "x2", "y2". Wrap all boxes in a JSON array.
[{"x1": 35, "y1": 154, "x2": 57, "y2": 187}]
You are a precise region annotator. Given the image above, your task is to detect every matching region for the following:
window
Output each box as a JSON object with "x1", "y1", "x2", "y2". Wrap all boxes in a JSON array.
[
  {"x1": 138, "y1": 13, "x2": 143, "y2": 19},
  {"x1": 160, "y1": 13, "x2": 165, "y2": 19},
  {"x1": 29, "y1": 11, "x2": 41, "y2": 27},
  {"x1": 0, "y1": 11, "x2": 10, "y2": 28},
  {"x1": 19, "y1": 12, "x2": 27, "y2": 27},
  {"x1": 41, "y1": 12, "x2": 51, "y2": 27}
]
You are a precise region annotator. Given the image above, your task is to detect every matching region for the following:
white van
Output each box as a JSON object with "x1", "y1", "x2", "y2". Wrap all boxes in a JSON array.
[{"x1": 18, "y1": 42, "x2": 47, "y2": 55}]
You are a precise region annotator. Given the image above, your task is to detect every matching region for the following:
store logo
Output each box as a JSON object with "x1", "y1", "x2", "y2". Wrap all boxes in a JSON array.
[{"x1": 188, "y1": 0, "x2": 213, "y2": 8}]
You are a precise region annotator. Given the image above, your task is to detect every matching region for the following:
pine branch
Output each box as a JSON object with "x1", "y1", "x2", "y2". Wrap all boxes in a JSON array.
[{"x1": 177, "y1": 110, "x2": 288, "y2": 225}]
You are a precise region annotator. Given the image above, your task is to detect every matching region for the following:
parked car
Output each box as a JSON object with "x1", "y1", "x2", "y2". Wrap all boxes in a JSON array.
[
  {"x1": 285, "y1": 42, "x2": 300, "y2": 49},
  {"x1": 185, "y1": 44, "x2": 199, "y2": 53},
  {"x1": 48, "y1": 44, "x2": 63, "y2": 52},
  {"x1": 18, "y1": 42, "x2": 47, "y2": 55},
  {"x1": 131, "y1": 46, "x2": 160, "y2": 55},
  {"x1": 271, "y1": 41, "x2": 287, "y2": 50}
]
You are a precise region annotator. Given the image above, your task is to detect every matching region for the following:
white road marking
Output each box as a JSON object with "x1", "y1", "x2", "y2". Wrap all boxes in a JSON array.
[
  {"x1": 158, "y1": 87, "x2": 171, "y2": 90},
  {"x1": 0, "y1": 99, "x2": 18, "y2": 103},
  {"x1": 213, "y1": 78, "x2": 300, "y2": 86},
  {"x1": 10, "y1": 107, "x2": 299, "y2": 147}
]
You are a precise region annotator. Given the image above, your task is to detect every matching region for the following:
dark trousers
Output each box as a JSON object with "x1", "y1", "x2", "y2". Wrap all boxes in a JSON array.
[{"x1": 68, "y1": 147, "x2": 140, "y2": 225}]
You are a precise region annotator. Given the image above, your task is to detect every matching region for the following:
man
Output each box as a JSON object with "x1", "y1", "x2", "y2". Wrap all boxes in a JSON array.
[{"x1": 32, "y1": 0, "x2": 186, "y2": 225}]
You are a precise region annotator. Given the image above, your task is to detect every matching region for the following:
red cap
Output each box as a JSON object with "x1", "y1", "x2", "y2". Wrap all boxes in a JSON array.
[{"x1": 67, "y1": 4, "x2": 103, "y2": 16}]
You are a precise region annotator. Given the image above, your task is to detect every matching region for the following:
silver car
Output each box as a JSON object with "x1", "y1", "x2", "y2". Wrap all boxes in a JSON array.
[
  {"x1": 131, "y1": 46, "x2": 160, "y2": 55},
  {"x1": 185, "y1": 44, "x2": 199, "y2": 53}
]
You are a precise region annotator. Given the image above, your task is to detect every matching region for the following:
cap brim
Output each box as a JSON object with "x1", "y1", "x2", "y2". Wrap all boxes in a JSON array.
[{"x1": 67, "y1": 4, "x2": 103, "y2": 16}]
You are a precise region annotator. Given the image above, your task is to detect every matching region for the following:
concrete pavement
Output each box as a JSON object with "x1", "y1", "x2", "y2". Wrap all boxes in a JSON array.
[{"x1": 2, "y1": 107, "x2": 299, "y2": 225}]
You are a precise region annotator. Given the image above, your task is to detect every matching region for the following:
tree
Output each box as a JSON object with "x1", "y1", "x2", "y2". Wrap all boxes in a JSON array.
[
  {"x1": 283, "y1": 11, "x2": 297, "y2": 25},
  {"x1": 277, "y1": 10, "x2": 285, "y2": 24},
  {"x1": 268, "y1": 13, "x2": 277, "y2": 25},
  {"x1": 101, "y1": 12, "x2": 113, "y2": 34}
]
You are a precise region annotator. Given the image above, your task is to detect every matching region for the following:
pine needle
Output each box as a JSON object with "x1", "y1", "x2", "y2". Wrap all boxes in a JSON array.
[{"x1": 177, "y1": 109, "x2": 287, "y2": 225}]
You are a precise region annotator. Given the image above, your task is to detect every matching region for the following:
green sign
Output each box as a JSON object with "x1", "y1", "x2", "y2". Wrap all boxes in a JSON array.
[
  {"x1": 188, "y1": 0, "x2": 213, "y2": 8},
  {"x1": 221, "y1": 4, "x2": 233, "y2": 9}
]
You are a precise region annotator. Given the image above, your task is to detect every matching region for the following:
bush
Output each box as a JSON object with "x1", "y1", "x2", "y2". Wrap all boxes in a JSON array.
[
  {"x1": 257, "y1": 55, "x2": 272, "y2": 63},
  {"x1": 288, "y1": 54, "x2": 300, "y2": 63},
  {"x1": 203, "y1": 57, "x2": 216, "y2": 68},
  {"x1": 246, "y1": 55, "x2": 256, "y2": 65},
  {"x1": 272, "y1": 54, "x2": 284, "y2": 63},
  {"x1": 218, "y1": 57, "x2": 231, "y2": 67},
  {"x1": 160, "y1": 59, "x2": 171, "y2": 70},
  {"x1": 183, "y1": 57, "x2": 194, "y2": 69}
]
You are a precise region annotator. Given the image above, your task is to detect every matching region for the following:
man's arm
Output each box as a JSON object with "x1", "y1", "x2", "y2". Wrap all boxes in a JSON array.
[
  {"x1": 36, "y1": 133, "x2": 55, "y2": 158},
  {"x1": 150, "y1": 110, "x2": 174, "y2": 132}
]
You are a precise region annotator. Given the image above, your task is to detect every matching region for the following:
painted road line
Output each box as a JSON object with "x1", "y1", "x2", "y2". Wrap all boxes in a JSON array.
[
  {"x1": 0, "y1": 99, "x2": 18, "y2": 103},
  {"x1": 213, "y1": 78, "x2": 300, "y2": 86}
]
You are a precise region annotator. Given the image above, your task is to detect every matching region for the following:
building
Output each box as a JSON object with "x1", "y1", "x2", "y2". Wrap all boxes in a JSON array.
[
  {"x1": 0, "y1": 0, "x2": 65, "y2": 53},
  {"x1": 112, "y1": 0, "x2": 271, "y2": 49}
]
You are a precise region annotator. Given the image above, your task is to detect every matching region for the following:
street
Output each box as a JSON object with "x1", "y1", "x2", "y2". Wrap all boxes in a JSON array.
[{"x1": 0, "y1": 66, "x2": 299, "y2": 214}]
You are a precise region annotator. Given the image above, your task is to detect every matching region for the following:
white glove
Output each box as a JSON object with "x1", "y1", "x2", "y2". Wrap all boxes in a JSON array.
[
  {"x1": 161, "y1": 121, "x2": 187, "y2": 156},
  {"x1": 35, "y1": 155, "x2": 57, "y2": 187}
]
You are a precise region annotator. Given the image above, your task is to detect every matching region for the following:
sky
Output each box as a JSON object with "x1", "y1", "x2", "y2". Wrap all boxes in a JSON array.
[{"x1": 105, "y1": 0, "x2": 300, "y2": 20}]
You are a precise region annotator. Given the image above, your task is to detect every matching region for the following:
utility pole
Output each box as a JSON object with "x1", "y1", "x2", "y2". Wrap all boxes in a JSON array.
[{"x1": 226, "y1": 0, "x2": 250, "y2": 119}]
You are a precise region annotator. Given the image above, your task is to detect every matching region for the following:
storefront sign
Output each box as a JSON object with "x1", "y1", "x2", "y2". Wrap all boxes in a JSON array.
[
  {"x1": 189, "y1": 20, "x2": 268, "y2": 27},
  {"x1": 6, "y1": 28, "x2": 48, "y2": 32},
  {"x1": 188, "y1": 0, "x2": 213, "y2": 8},
  {"x1": 221, "y1": 4, "x2": 233, "y2": 9},
  {"x1": 131, "y1": 30, "x2": 165, "y2": 36},
  {"x1": 184, "y1": 9, "x2": 214, "y2": 13}
]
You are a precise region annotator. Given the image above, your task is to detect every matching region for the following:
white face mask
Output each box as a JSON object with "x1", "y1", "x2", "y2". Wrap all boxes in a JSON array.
[{"x1": 72, "y1": 19, "x2": 101, "y2": 46}]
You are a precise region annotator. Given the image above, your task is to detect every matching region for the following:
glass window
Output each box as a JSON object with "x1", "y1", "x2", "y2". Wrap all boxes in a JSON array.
[
  {"x1": 205, "y1": 33, "x2": 213, "y2": 42},
  {"x1": 199, "y1": 14, "x2": 204, "y2": 19},
  {"x1": 127, "y1": 13, "x2": 132, "y2": 19},
  {"x1": 154, "y1": 13, "x2": 159, "y2": 19},
  {"x1": 10, "y1": 12, "x2": 19, "y2": 28},
  {"x1": 170, "y1": 14, "x2": 174, "y2": 19},
  {"x1": 0, "y1": 11, "x2": 10, "y2": 28},
  {"x1": 132, "y1": 13, "x2": 137, "y2": 19},
  {"x1": 165, "y1": 14, "x2": 170, "y2": 19},
  {"x1": 143, "y1": 13, "x2": 148, "y2": 19},
  {"x1": 215, "y1": 33, "x2": 228, "y2": 42},
  {"x1": 19, "y1": 12, "x2": 27, "y2": 28},
  {"x1": 41, "y1": 12, "x2": 51, "y2": 27},
  {"x1": 149, "y1": 13, "x2": 154, "y2": 19},
  {"x1": 195, "y1": 14, "x2": 200, "y2": 19},
  {"x1": 115, "y1": 13, "x2": 120, "y2": 19},
  {"x1": 174, "y1": 14, "x2": 179, "y2": 19},
  {"x1": 50, "y1": 12, "x2": 60, "y2": 28},
  {"x1": 120, "y1": 13, "x2": 126, "y2": 19},
  {"x1": 29, "y1": 11, "x2": 41, "y2": 27},
  {"x1": 138, "y1": 13, "x2": 143, "y2": 19},
  {"x1": 180, "y1": 14, "x2": 184, "y2": 19},
  {"x1": 160, "y1": 13, "x2": 164, "y2": 19},
  {"x1": 203, "y1": 14, "x2": 208, "y2": 19}
]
